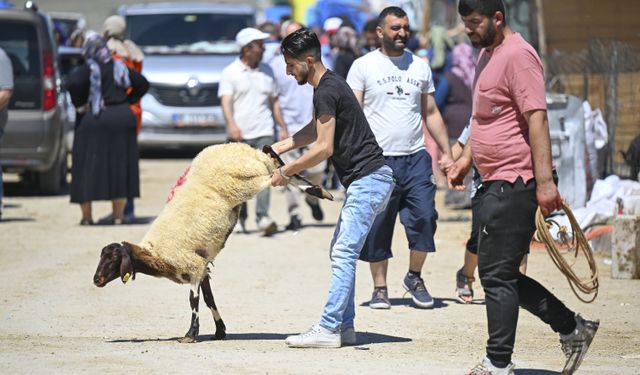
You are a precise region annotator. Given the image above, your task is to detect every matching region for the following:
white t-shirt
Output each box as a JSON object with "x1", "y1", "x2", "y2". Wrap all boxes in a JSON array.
[
  {"x1": 346, "y1": 49, "x2": 434, "y2": 156},
  {"x1": 268, "y1": 52, "x2": 313, "y2": 134},
  {"x1": 457, "y1": 122, "x2": 471, "y2": 146},
  {"x1": 0, "y1": 48, "x2": 14, "y2": 131},
  {"x1": 218, "y1": 58, "x2": 278, "y2": 139}
]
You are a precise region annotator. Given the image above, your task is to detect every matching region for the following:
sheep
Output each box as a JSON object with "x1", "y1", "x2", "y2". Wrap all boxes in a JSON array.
[{"x1": 92, "y1": 142, "x2": 278, "y2": 343}]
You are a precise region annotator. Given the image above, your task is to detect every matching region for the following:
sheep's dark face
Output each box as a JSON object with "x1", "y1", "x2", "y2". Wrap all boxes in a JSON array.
[{"x1": 93, "y1": 243, "x2": 134, "y2": 287}]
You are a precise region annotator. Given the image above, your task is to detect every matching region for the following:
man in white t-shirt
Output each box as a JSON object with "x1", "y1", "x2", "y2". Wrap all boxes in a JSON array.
[
  {"x1": 347, "y1": 6, "x2": 454, "y2": 309},
  {"x1": 218, "y1": 28, "x2": 289, "y2": 236},
  {"x1": 0, "y1": 47, "x2": 14, "y2": 221},
  {"x1": 267, "y1": 20, "x2": 326, "y2": 231}
]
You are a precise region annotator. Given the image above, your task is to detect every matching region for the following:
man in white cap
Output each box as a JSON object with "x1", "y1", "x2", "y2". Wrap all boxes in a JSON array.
[
  {"x1": 218, "y1": 27, "x2": 289, "y2": 236},
  {"x1": 266, "y1": 21, "x2": 326, "y2": 231}
]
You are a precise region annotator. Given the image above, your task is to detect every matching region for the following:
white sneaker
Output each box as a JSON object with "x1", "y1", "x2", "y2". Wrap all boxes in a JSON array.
[
  {"x1": 257, "y1": 216, "x2": 277, "y2": 236},
  {"x1": 285, "y1": 325, "x2": 341, "y2": 348},
  {"x1": 466, "y1": 357, "x2": 515, "y2": 375},
  {"x1": 341, "y1": 326, "x2": 357, "y2": 346},
  {"x1": 234, "y1": 219, "x2": 246, "y2": 234}
]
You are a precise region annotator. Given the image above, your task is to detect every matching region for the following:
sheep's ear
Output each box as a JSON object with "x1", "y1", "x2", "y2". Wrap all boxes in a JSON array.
[{"x1": 119, "y1": 243, "x2": 134, "y2": 284}]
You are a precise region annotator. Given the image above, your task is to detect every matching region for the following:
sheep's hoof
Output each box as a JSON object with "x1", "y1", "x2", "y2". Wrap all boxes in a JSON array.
[
  {"x1": 214, "y1": 321, "x2": 226, "y2": 340},
  {"x1": 178, "y1": 336, "x2": 197, "y2": 344}
]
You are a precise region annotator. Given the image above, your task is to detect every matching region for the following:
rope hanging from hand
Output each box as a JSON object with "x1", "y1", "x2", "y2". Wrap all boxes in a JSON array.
[{"x1": 534, "y1": 202, "x2": 599, "y2": 303}]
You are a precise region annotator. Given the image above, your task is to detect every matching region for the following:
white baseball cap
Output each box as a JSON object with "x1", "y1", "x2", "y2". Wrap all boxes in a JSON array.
[
  {"x1": 323, "y1": 17, "x2": 343, "y2": 34},
  {"x1": 235, "y1": 27, "x2": 270, "y2": 48}
]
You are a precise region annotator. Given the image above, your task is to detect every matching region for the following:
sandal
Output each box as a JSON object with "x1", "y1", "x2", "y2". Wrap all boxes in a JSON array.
[{"x1": 456, "y1": 268, "x2": 475, "y2": 304}]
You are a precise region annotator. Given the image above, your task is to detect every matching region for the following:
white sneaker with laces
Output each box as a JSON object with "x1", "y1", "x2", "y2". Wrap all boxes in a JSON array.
[
  {"x1": 285, "y1": 325, "x2": 341, "y2": 348},
  {"x1": 341, "y1": 326, "x2": 356, "y2": 346}
]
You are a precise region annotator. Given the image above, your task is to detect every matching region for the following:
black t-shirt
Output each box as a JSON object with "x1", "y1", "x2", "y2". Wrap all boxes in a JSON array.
[{"x1": 314, "y1": 70, "x2": 385, "y2": 188}]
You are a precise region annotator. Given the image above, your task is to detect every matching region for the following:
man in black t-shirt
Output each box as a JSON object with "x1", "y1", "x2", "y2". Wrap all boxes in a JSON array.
[{"x1": 270, "y1": 28, "x2": 395, "y2": 348}]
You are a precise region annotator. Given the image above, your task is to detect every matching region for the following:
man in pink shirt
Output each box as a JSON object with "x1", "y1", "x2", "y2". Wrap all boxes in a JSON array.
[{"x1": 447, "y1": 1, "x2": 599, "y2": 374}]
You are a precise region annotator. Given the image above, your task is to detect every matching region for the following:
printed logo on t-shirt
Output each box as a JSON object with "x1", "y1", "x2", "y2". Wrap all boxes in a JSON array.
[
  {"x1": 491, "y1": 105, "x2": 503, "y2": 115},
  {"x1": 377, "y1": 74, "x2": 421, "y2": 101}
]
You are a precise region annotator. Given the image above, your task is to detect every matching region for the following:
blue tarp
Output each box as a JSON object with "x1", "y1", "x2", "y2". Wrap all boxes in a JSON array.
[{"x1": 307, "y1": 0, "x2": 375, "y2": 33}]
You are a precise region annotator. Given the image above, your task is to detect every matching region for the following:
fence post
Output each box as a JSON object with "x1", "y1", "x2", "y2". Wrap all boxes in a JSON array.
[{"x1": 611, "y1": 215, "x2": 640, "y2": 279}]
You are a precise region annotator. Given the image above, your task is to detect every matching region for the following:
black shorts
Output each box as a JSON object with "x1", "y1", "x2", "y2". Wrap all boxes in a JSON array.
[{"x1": 359, "y1": 150, "x2": 438, "y2": 262}]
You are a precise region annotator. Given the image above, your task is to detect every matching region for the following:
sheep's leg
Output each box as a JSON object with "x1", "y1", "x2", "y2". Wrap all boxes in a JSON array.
[
  {"x1": 178, "y1": 284, "x2": 200, "y2": 343},
  {"x1": 201, "y1": 276, "x2": 226, "y2": 340}
]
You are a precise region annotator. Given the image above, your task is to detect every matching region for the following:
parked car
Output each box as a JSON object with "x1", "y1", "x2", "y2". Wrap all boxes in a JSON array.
[
  {"x1": 57, "y1": 45, "x2": 83, "y2": 151},
  {"x1": 0, "y1": 4, "x2": 69, "y2": 194},
  {"x1": 117, "y1": 2, "x2": 255, "y2": 150}
]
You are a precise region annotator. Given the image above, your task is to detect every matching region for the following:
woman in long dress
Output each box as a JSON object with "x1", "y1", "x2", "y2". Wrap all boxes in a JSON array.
[{"x1": 67, "y1": 33, "x2": 148, "y2": 225}]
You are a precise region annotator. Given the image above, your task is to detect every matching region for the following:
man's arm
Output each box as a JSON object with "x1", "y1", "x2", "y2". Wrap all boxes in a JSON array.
[
  {"x1": 271, "y1": 114, "x2": 334, "y2": 186},
  {"x1": 0, "y1": 50, "x2": 13, "y2": 109},
  {"x1": 352, "y1": 89, "x2": 364, "y2": 107},
  {"x1": 220, "y1": 95, "x2": 241, "y2": 141},
  {"x1": 422, "y1": 93, "x2": 454, "y2": 170},
  {"x1": 446, "y1": 142, "x2": 472, "y2": 191},
  {"x1": 525, "y1": 109, "x2": 563, "y2": 215},
  {"x1": 270, "y1": 115, "x2": 318, "y2": 155},
  {"x1": 0, "y1": 89, "x2": 12, "y2": 109},
  {"x1": 271, "y1": 96, "x2": 289, "y2": 141}
]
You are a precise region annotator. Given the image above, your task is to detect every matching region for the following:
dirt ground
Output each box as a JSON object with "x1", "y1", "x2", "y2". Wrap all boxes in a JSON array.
[{"x1": 1, "y1": 156, "x2": 639, "y2": 375}]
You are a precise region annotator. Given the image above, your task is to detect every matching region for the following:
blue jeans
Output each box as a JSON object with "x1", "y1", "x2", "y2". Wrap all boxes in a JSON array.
[{"x1": 319, "y1": 165, "x2": 394, "y2": 331}]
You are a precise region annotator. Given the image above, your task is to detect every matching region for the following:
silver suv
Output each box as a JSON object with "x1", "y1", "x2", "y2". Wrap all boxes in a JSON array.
[
  {"x1": 0, "y1": 5, "x2": 68, "y2": 194},
  {"x1": 118, "y1": 3, "x2": 255, "y2": 150}
]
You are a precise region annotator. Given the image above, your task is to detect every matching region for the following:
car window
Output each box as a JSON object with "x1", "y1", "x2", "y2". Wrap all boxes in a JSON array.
[
  {"x1": 59, "y1": 52, "x2": 83, "y2": 77},
  {"x1": 0, "y1": 20, "x2": 42, "y2": 109},
  {"x1": 127, "y1": 13, "x2": 253, "y2": 54},
  {"x1": 52, "y1": 19, "x2": 77, "y2": 42}
]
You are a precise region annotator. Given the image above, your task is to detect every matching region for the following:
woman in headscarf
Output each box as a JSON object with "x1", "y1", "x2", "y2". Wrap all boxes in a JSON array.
[
  {"x1": 435, "y1": 42, "x2": 475, "y2": 140},
  {"x1": 66, "y1": 33, "x2": 149, "y2": 225},
  {"x1": 331, "y1": 26, "x2": 360, "y2": 79},
  {"x1": 103, "y1": 15, "x2": 145, "y2": 223}
]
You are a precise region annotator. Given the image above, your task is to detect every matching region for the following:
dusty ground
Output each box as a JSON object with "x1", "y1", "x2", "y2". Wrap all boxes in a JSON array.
[{"x1": 1, "y1": 155, "x2": 639, "y2": 375}]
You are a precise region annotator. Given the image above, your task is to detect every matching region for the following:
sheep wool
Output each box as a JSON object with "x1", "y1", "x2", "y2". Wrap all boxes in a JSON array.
[{"x1": 139, "y1": 142, "x2": 278, "y2": 284}]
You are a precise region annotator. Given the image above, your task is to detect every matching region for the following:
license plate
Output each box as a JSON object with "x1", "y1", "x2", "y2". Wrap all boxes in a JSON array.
[{"x1": 172, "y1": 113, "x2": 219, "y2": 127}]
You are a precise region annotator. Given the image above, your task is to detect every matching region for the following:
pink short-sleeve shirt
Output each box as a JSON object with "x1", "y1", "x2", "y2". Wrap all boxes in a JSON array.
[{"x1": 471, "y1": 33, "x2": 546, "y2": 183}]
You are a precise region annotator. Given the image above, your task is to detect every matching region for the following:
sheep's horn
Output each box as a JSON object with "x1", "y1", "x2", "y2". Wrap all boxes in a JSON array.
[{"x1": 262, "y1": 145, "x2": 334, "y2": 201}]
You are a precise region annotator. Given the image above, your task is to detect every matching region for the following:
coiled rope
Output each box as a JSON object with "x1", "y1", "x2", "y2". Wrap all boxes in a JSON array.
[{"x1": 534, "y1": 202, "x2": 599, "y2": 303}]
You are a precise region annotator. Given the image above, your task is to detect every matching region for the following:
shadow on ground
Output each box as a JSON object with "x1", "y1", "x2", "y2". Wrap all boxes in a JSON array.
[
  {"x1": 93, "y1": 215, "x2": 156, "y2": 226},
  {"x1": 359, "y1": 297, "x2": 466, "y2": 309},
  {"x1": 3, "y1": 180, "x2": 70, "y2": 197},
  {"x1": 107, "y1": 331, "x2": 412, "y2": 346}
]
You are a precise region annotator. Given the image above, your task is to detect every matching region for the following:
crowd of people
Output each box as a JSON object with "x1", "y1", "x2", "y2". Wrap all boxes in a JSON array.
[
  {"x1": 241, "y1": 2, "x2": 598, "y2": 374},
  {"x1": 19, "y1": 1, "x2": 599, "y2": 374}
]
